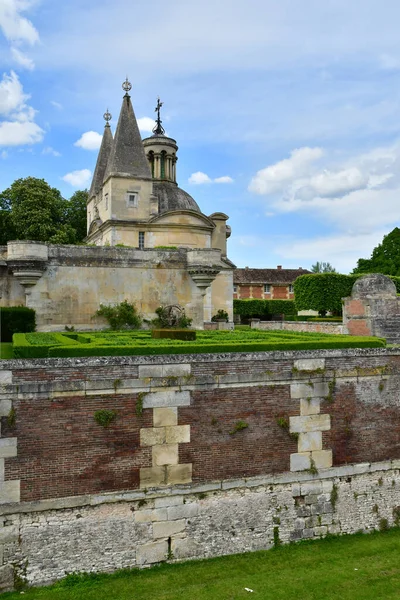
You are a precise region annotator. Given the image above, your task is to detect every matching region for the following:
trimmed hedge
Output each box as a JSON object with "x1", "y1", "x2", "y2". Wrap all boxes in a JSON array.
[
  {"x1": 47, "y1": 336, "x2": 385, "y2": 358},
  {"x1": 233, "y1": 299, "x2": 296, "y2": 319},
  {"x1": 0, "y1": 307, "x2": 36, "y2": 342},
  {"x1": 294, "y1": 273, "x2": 400, "y2": 316},
  {"x1": 13, "y1": 332, "x2": 78, "y2": 358},
  {"x1": 151, "y1": 329, "x2": 197, "y2": 341}
]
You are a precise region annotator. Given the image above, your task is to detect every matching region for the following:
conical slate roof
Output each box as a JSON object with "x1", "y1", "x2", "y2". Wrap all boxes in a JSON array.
[
  {"x1": 89, "y1": 123, "x2": 113, "y2": 198},
  {"x1": 103, "y1": 93, "x2": 151, "y2": 182}
]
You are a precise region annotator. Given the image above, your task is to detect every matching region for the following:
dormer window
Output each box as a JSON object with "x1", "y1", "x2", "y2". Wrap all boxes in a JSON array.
[{"x1": 126, "y1": 191, "x2": 138, "y2": 207}]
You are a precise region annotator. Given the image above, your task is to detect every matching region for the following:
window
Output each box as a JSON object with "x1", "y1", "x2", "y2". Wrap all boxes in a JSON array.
[
  {"x1": 138, "y1": 231, "x2": 145, "y2": 250},
  {"x1": 264, "y1": 284, "x2": 271, "y2": 294},
  {"x1": 233, "y1": 285, "x2": 237, "y2": 294},
  {"x1": 127, "y1": 192, "x2": 138, "y2": 207},
  {"x1": 104, "y1": 193, "x2": 108, "y2": 210},
  {"x1": 289, "y1": 284, "x2": 294, "y2": 293}
]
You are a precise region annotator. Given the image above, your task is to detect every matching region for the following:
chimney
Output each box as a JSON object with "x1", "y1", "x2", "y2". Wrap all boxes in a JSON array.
[
  {"x1": 299, "y1": 267, "x2": 302, "y2": 270},
  {"x1": 277, "y1": 265, "x2": 282, "y2": 270},
  {"x1": 245, "y1": 266, "x2": 249, "y2": 269}
]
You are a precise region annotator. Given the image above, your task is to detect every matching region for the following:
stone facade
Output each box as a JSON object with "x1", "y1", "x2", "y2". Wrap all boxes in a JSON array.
[
  {"x1": 1, "y1": 348, "x2": 400, "y2": 589},
  {"x1": 252, "y1": 320, "x2": 345, "y2": 334}
]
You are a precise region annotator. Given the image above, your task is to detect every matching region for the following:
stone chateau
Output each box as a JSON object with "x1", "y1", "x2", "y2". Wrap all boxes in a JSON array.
[{"x1": 0, "y1": 80, "x2": 234, "y2": 329}]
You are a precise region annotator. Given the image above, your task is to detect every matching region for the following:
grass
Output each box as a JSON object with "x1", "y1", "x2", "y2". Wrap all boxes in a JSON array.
[
  {"x1": 4, "y1": 529, "x2": 400, "y2": 600},
  {"x1": 0, "y1": 343, "x2": 13, "y2": 359}
]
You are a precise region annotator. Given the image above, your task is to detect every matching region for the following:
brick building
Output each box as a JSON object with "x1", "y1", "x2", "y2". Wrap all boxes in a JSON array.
[{"x1": 233, "y1": 266, "x2": 310, "y2": 300}]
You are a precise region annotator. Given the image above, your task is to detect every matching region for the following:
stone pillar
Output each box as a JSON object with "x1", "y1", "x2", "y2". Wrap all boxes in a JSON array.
[{"x1": 343, "y1": 274, "x2": 400, "y2": 342}]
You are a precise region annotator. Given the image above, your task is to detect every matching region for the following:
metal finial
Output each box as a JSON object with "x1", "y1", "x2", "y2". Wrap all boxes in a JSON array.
[
  {"x1": 152, "y1": 96, "x2": 165, "y2": 135},
  {"x1": 122, "y1": 77, "x2": 132, "y2": 93},
  {"x1": 103, "y1": 108, "x2": 112, "y2": 123}
]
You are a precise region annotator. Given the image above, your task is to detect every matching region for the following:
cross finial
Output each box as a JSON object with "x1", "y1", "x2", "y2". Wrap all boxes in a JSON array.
[
  {"x1": 153, "y1": 96, "x2": 165, "y2": 135},
  {"x1": 122, "y1": 77, "x2": 132, "y2": 95}
]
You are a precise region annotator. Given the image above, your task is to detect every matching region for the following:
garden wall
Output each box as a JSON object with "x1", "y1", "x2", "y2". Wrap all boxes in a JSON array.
[
  {"x1": 0, "y1": 348, "x2": 400, "y2": 589},
  {"x1": 251, "y1": 320, "x2": 345, "y2": 334}
]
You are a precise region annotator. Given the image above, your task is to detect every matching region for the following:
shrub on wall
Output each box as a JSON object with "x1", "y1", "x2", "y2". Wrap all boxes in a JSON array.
[
  {"x1": 293, "y1": 274, "x2": 358, "y2": 316},
  {"x1": 233, "y1": 299, "x2": 296, "y2": 319},
  {"x1": 0, "y1": 307, "x2": 36, "y2": 342}
]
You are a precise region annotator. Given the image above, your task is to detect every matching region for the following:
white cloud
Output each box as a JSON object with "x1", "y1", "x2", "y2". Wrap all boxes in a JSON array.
[
  {"x1": 0, "y1": 0, "x2": 39, "y2": 45},
  {"x1": 50, "y1": 100, "x2": 63, "y2": 110},
  {"x1": 214, "y1": 176, "x2": 234, "y2": 184},
  {"x1": 189, "y1": 171, "x2": 234, "y2": 185},
  {"x1": 137, "y1": 117, "x2": 155, "y2": 133},
  {"x1": 62, "y1": 169, "x2": 92, "y2": 187},
  {"x1": 0, "y1": 70, "x2": 43, "y2": 146},
  {"x1": 11, "y1": 47, "x2": 34, "y2": 70},
  {"x1": 74, "y1": 131, "x2": 102, "y2": 151},
  {"x1": 249, "y1": 147, "x2": 324, "y2": 195},
  {"x1": 189, "y1": 171, "x2": 212, "y2": 185},
  {"x1": 0, "y1": 70, "x2": 26, "y2": 115},
  {"x1": 0, "y1": 119, "x2": 43, "y2": 145},
  {"x1": 42, "y1": 146, "x2": 61, "y2": 157}
]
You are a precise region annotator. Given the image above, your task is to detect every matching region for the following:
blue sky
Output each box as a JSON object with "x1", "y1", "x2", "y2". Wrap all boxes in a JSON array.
[{"x1": 2, "y1": 0, "x2": 400, "y2": 272}]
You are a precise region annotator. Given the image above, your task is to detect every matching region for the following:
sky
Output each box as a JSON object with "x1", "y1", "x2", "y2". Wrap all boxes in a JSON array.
[{"x1": 1, "y1": 1, "x2": 400, "y2": 273}]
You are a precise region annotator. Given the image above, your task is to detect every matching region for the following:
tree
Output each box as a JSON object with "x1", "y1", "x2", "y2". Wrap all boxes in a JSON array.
[
  {"x1": 353, "y1": 228, "x2": 400, "y2": 276},
  {"x1": 311, "y1": 261, "x2": 337, "y2": 273},
  {"x1": 0, "y1": 178, "x2": 88, "y2": 245}
]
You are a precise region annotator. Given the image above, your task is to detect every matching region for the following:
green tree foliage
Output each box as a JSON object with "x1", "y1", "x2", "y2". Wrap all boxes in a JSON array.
[
  {"x1": 0, "y1": 177, "x2": 88, "y2": 245},
  {"x1": 311, "y1": 261, "x2": 337, "y2": 273},
  {"x1": 353, "y1": 228, "x2": 400, "y2": 276}
]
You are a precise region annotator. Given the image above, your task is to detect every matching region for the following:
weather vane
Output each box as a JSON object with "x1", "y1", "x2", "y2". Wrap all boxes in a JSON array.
[
  {"x1": 153, "y1": 97, "x2": 165, "y2": 135},
  {"x1": 103, "y1": 108, "x2": 112, "y2": 123},
  {"x1": 122, "y1": 77, "x2": 132, "y2": 94}
]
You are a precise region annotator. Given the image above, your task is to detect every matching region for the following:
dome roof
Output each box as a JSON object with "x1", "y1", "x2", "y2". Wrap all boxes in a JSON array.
[{"x1": 153, "y1": 181, "x2": 201, "y2": 214}]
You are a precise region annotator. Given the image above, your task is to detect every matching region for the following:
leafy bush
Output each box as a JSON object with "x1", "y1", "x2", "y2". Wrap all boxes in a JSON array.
[
  {"x1": 94, "y1": 410, "x2": 117, "y2": 427},
  {"x1": 211, "y1": 309, "x2": 229, "y2": 322},
  {"x1": 94, "y1": 300, "x2": 141, "y2": 330},
  {"x1": 152, "y1": 306, "x2": 192, "y2": 329},
  {"x1": 0, "y1": 307, "x2": 36, "y2": 342},
  {"x1": 152, "y1": 329, "x2": 197, "y2": 341}
]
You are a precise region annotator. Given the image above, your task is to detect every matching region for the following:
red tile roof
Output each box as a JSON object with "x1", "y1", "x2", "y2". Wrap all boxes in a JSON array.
[{"x1": 234, "y1": 268, "x2": 311, "y2": 285}]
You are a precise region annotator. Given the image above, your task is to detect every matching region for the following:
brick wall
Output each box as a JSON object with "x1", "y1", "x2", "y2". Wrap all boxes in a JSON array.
[{"x1": 1, "y1": 349, "x2": 400, "y2": 503}]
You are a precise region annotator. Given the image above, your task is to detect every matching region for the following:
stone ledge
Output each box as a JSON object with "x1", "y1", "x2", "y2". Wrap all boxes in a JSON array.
[{"x1": 0, "y1": 460, "x2": 398, "y2": 515}]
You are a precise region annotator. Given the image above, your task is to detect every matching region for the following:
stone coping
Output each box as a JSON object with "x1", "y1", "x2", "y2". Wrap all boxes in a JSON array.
[
  {"x1": 1, "y1": 346, "x2": 398, "y2": 370},
  {"x1": 0, "y1": 460, "x2": 398, "y2": 516}
]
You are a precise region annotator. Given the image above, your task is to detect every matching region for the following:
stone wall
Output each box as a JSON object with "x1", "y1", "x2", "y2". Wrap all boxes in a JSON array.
[
  {"x1": 0, "y1": 348, "x2": 400, "y2": 588},
  {"x1": 252, "y1": 320, "x2": 346, "y2": 334},
  {"x1": 0, "y1": 242, "x2": 234, "y2": 329}
]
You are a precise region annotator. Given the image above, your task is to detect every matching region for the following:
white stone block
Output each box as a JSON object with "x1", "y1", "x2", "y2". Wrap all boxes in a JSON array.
[
  {"x1": 168, "y1": 503, "x2": 199, "y2": 520},
  {"x1": 152, "y1": 444, "x2": 179, "y2": 466},
  {"x1": 139, "y1": 364, "x2": 191, "y2": 378},
  {"x1": 136, "y1": 540, "x2": 168, "y2": 565},
  {"x1": 298, "y1": 432, "x2": 322, "y2": 452},
  {"x1": 0, "y1": 372, "x2": 12, "y2": 385},
  {"x1": 153, "y1": 519, "x2": 185, "y2": 539},
  {"x1": 294, "y1": 359, "x2": 325, "y2": 372},
  {"x1": 312, "y1": 450, "x2": 333, "y2": 469},
  {"x1": 300, "y1": 398, "x2": 320, "y2": 416},
  {"x1": 153, "y1": 408, "x2": 178, "y2": 427},
  {"x1": 0, "y1": 401, "x2": 11, "y2": 418},
  {"x1": 0, "y1": 480, "x2": 20, "y2": 503},
  {"x1": 290, "y1": 452, "x2": 311, "y2": 472},
  {"x1": 143, "y1": 390, "x2": 191, "y2": 409},
  {"x1": 134, "y1": 508, "x2": 168, "y2": 523},
  {"x1": 300, "y1": 481, "x2": 322, "y2": 495},
  {"x1": 165, "y1": 425, "x2": 190, "y2": 444},
  {"x1": 0, "y1": 438, "x2": 17, "y2": 458},
  {"x1": 290, "y1": 414, "x2": 330, "y2": 433},
  {"x1": 154, "y1": 495, "x2": 183, "y2": 509},
  {"x1": 290, "y1": 382, "x2": 329, "y2": 399},
  {"x1": 140, "y1": 428, "x2": 166, "y2": 447}
]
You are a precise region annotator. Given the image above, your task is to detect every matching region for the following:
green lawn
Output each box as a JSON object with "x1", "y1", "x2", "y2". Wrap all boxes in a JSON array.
[
  {"x1": 0, "y1": 343, "x2": 13, "y2": 359},
  {"x1": 4, "y1": 529, "x2": 400, "y2": 600}
]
